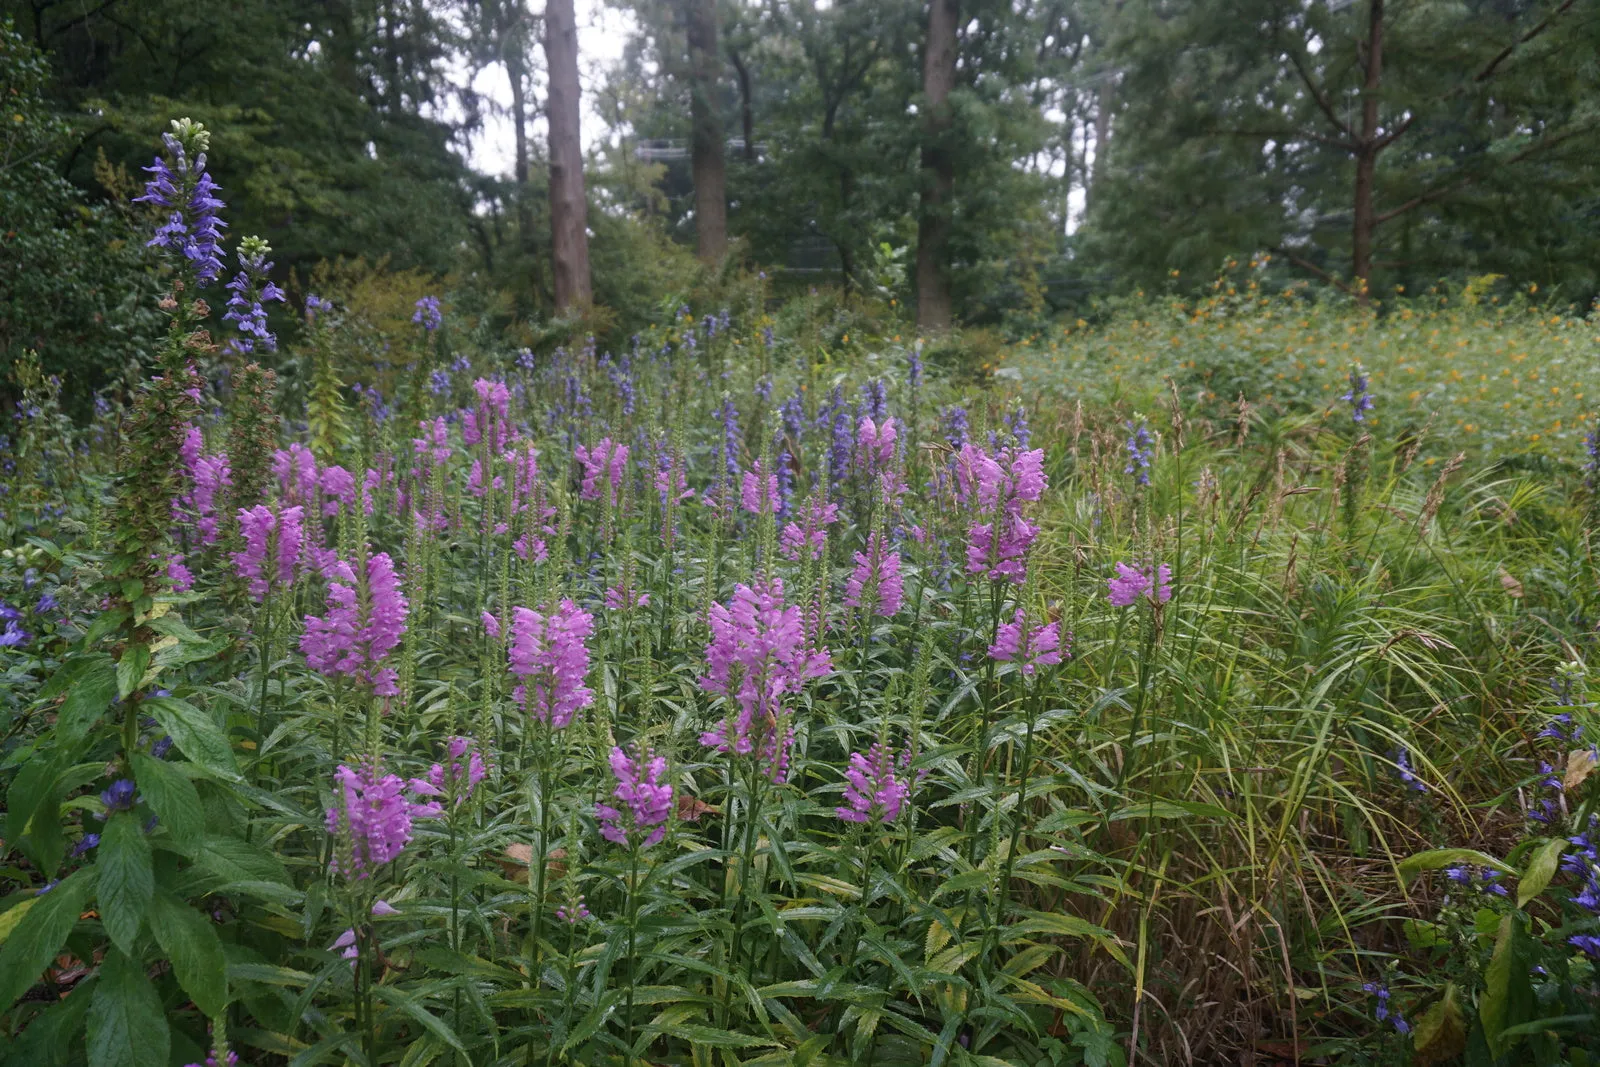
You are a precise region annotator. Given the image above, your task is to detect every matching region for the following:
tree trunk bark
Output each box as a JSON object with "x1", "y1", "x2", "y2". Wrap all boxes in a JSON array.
[
  {"x1": 1351, "y1": 0, "x2": 1384, "y2": 296},
  {"x1": 543, "y1": 0, "x2": 592, "y2": 310},
  {"x1": 730, "y1": 49, "x2": 756, "y2": 163},
  {"x1": 502, "y1": 4, "x2": 537, "y2": 303},
  {"x1": 685, "y1": 0, "x2": 727, "y2": 262},
  {"x1": 1088, "y1": 74, "x2": 1113, "y2": 213},
  {"x1": 915, "y1": 0, "x2": 958, "y2": 333}
]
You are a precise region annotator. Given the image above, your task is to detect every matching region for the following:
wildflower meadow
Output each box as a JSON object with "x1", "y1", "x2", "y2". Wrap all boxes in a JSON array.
[{"x1": 6, "y1": 119, "x2": 1600, "y2": 1067}]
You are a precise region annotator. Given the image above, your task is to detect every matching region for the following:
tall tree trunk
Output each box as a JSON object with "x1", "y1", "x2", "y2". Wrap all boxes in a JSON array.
[
  {"x1": 685, "y1": 0, "x2": 727, "y2": 262},
  {"x1": 729, "y1": 49, "x2": 756, "y2": 163},
  {"x1": 543, "y1": 0, "x2": 592, "y2": 310},
  {"x1": 1351, "y1": 0, "x2": 1384, "y2": 296},
  {"x1": 915, "y1": 0, "x2": 958, "y2": 333},
  {"x1": 502, "y1": 3, "x2": 537, "y2": 304},
  {"x1": 1088, "y1": 74, "x2": 1113, "y2": 213}
]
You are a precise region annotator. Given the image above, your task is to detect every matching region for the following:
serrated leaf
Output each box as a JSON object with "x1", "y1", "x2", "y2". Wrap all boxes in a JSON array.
[
  {"x1": 1412, "y1": 981, "x2": 1467, "y2": 1065},
  {"x1": 0, "y1": 868, "x2": 95, "y2": 1009},
  {"x1": 1398, "y1": 848, "x2": 1515, "y2": 886},
  {"x1": 51, "y1": 656, "x2": 118, "y2": 752},
  {"x1": 1480, "y1": 915, "x2": 1514, "y2": 1054},
  {"x1": 131, "y1": 754, "x2": 204, "y2": 846},
  {"x1": 651, "y1": 1022, "x2": 779, "y2": 1049},
  {"x1": 97, "y1": 814, "x2": 153, "y2": 954},
  {"x1": 115, "y1": 644, "x2": 150, "y2": 701},
  {"x1": 144, "y1": 696, "x2": 238, "y2": 780},
  {"x1": 149, "y1": 891, "x2": 228, "y2": 1016},
  {"x1": 371, "y1": 985, "x2": 466, "y2": 1052},
  {"x1": 87, "y1": 947, "x2": 169, "y2": 1067},
  {"x1": 0, "y1": 897, "x2": 39, "y2": 944},
  {"x1": 1518, "y1": 837, "x2": 1566, "y2": 907}
]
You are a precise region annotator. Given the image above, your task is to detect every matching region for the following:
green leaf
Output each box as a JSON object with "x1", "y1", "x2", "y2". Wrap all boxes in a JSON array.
[
  {"x1": 115, "y1": 644, "x2": 151, "y2": 701},
  {"x1": 80, "y1": 606, "x2": 130, "y2": 649},
  {"x1": 148, "y1": 890, "x2": 227, "y2": 1016},
  {"x1": 56, "y1": 656, "x2": 119, "y2": 753},
  {"x1": 0, "y1": 867, "x2": 95, "y2": 1009},
  {"x1": 87, "y1": 947, "x2": 170, "y2": 1067},
  {"x1": 131, "y1": 754, "x2": 204, "y2": 846},
  {"x1": 648, "y1": 1023, "x2": 779, "y2": 1049},
  {"x1": 370, "y1": 985, "x2": 466, "y2": 1052},
  {"x1": 1412, "y1": 982, "x2": 1467, "y2": 1064},
  {"x1": 1480, "y1": 915, "x2": 1514, "y2": 1054},
  {"x1": 1518, "y1": 837, "x2": 1566, "y2": 907},
  {"x1": 1398, "y1": 848, "x2": 1515, "y2": 887},
  {"x1": 144, "y1": 696, "x2": 239, "y2": 780},
  {"x1": 6, "y1": 757, "x2": 65, "y2": 878},
  {"x1": 97, "y1": 813, "x2": 154, "y2": 954}
]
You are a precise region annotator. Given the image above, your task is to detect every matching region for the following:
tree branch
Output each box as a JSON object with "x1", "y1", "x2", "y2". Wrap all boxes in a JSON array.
[
  {"x1": 1283, "y1": 44, "x2": 1354, "y2": 141},
  {"x1": 1273, "y1": 246, "x2": 1353, "y2": 295},
  {"x1": 1475, "y1": 0, "x2": 1578, "y2": 83},
  {"x1": 1372, "y1": 121, "x2": 1596, "y2": 226}
]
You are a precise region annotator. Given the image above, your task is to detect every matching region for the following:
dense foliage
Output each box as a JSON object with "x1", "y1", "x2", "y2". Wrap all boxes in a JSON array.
[{"x1": 6, "y1": 120, "x2": 1600, "y2": 1067}]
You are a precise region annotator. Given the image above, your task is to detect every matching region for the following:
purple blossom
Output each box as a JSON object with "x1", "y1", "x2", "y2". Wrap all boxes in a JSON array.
[
  {"x1": 100, "y1": 779, "x2": 138, "y2": 815},
  {"x1": 134, "y1": 123, "x2": 227, "y2": 286},
  {"x1": 597, "y1": 745, "x2": 673, "y2": 848},
  {"x1": 856, "y1": 417, "x2": 898, "y2": 474},
  {"x1": 0, "y1": 620, "x2": 28, "y2": 647},
  {"x1": 740, "y1": 462, "x2": 780, "y2": 516},
  {"x1": 325, "y1": 763, "x2": 441, "y2": 880},
  {"x1": 411, "y1": 737, "x2": 488, "y2": 806},
  {"x1": 1342, "y1": 362, "x2": 1375, "y2": 422},
  {"x1": 844, "y1": 532, "x2": 903, "y2": 617},
  {"x1": 413, "y1": 295, "x2": 442, "y2": 331},
  {"x1": 508, "y1": 600, "x2": 595, "y2": 728},
  {"x1": 300, "y1": 552, "x2": 409, "y2": 696},
  {"x1": 1124, "y1": 419, "x2": 1154, "y2": 485},
  {"x1": 166, "y1": 554, "x2": 194, "y2": 593},
  {"x1": 1107, "y1": 562, "x2": 1173, "y2": 607},
  {"x1": 988, "y1": 609, "x2": 1067, "y2": 676},
  {"x1": 836, "y1": 741, "x2": 910, "y2": 824},
  {"x1": 233, "y1": 504, "x2": 304, "y2": 602},
  {"x1": 779, "y1": 497, "x2": 840, "y2": 562},
  {"x1": 700, "y1": 580, "x2": 831, "y2": 783},
  {"x1": 575, "y1": 438, "x2": 629, "y2": 504},
  {"x1": 605, "y1": 586, "x2": 650, "y2": 611},
  {"x1": 221, "y1": 238, "x2": 286, "y2": 354}
]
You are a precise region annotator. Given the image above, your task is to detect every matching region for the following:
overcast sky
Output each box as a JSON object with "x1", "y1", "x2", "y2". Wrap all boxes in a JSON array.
[{"x1": 455, "y1": 0, "x2": 635, "y2": 177}]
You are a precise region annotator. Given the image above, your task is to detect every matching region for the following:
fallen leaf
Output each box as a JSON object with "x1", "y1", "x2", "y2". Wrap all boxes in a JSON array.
[
  {"x1": 677, "y1": 794, "x2": 719, "y2": 822},
  {"x1": 1566, "y1": 748, "x2": 1598, "y2": 793},
  {"x1": 1499, "y1": 568, "x2": 1524, "y2": 598}
]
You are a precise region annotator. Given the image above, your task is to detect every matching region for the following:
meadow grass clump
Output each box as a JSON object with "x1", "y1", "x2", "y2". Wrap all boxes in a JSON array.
[{"x1": 3, "y1": 123, "x2": 1600, "y2": 1067}]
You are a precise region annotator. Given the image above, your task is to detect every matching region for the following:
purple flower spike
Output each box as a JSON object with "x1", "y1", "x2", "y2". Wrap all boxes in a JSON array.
[{"x1": 597, "y1": 745, "x2": 673, "y2": 848}]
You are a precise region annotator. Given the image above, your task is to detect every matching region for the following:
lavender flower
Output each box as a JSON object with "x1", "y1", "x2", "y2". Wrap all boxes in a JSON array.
[
  {"x1": 411, "y1": 737, "x2": 488, "y2": 806},
  {"x1": 100, "y1": 779, "x2": 138, "y2": 815},
  {"x1": 1107, "y1": 562, "x2": 1173, "y2": 607},
  {"x1": 700, "y1": 580, "x2": 832, "y2": 783},
  {"x1": 941, "y1": 405, "x2": 970, "y2": 450},
  {"x1": 509, "y1": 600, "x2": 595, "y2": 728},
  {"x1": 1363, "y1": 982, "x2": 1410, "y2": 1035},
  {"x1": 1341, "y1": 362, "x2": 1375, "y2": 422},
  {"x1": 845, "y1": 531, "x2": 903, "y2": 617},
  {"x1": 326, "y1": 763, "x2": 442, "y2": 880},
  {"x1": 597, "y1": 745, "x2": 673, "y2": 848},
  {"x1": 134, "y1": 119, "x2": 227, "y2": 286},
  {"x1": 1124, "y1": 419, "x2": 1154, "y2": 486},
  {"x1": 221, "y1": 236, "x2": 286, "y2": 354},
  {"x1": 836, "y1": 742, "x2": 910, "y2": 824},
  {"x1": 988, "y1": 609, "x2": 1068, "y2": 676},
  {"x1": 413, "y1": 295, "x2": 442, "y2": 331},
  {"x1": 300, "y1": 552, "x2": 409, "y2": 696}
]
